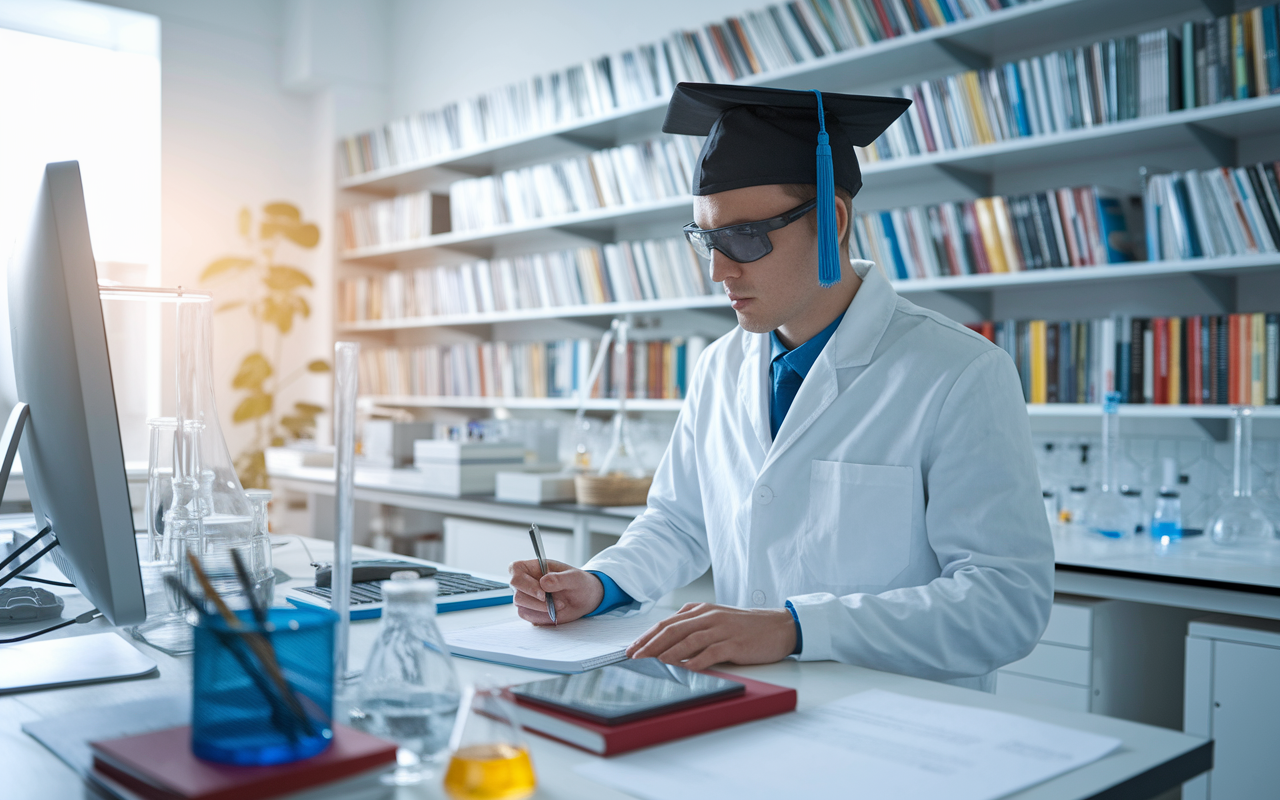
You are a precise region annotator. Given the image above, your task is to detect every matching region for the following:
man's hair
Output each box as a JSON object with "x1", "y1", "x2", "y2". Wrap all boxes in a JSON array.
[{"x1": 780, "y1": 183, "x2": 854, "y2": 251}]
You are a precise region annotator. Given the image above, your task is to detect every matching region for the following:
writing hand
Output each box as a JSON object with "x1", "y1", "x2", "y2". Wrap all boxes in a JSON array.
[
  {"x1": 508, "y1": 559, "x2": 604, "y2": 626},
  {"x1": 626, "y1": 603, "x2": 796, "y2": 671}
]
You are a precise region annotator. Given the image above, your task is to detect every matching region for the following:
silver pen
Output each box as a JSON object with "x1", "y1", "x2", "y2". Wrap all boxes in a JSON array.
[{"x1": 528, "y1": 523, "x2": 557, "y2": 624}]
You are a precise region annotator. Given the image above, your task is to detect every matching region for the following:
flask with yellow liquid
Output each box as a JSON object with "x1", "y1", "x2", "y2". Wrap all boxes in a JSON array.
[{"x1": 443, "y1": 683, "x2": 536, "y2": 800}]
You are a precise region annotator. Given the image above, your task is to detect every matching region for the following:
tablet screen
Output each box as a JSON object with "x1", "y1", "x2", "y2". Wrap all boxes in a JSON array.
[{"x1": 510, "y1": 659, "x2": 745, "y2": 726}]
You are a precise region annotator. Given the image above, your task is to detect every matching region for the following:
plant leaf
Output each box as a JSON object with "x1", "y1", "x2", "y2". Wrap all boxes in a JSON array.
[
  {"x1": 306, "y1": 360, "x2": 331, "y2": 373},
  {"x1": 201, "y1": 256, "x2": 254, "y2": 282},
  {"x1": 264, "y1": 265, "x2": 313, "y2": 291},
  {"x1": 294, "y1": 401, "x2": 324, "y2": 415},
  {"x1": 234, "y1": 449, "x2": 268, "y2": 490},
  {"x1": 283, "y1": 222, "x2": 320, "y2": 248},
  {"x1": 232, "y1": 352, "x2": 273, "y2": 390},
  {"x1": 263, "y1": 296, "x2": 294, "y2": 334},
  {"x1": 263, "y1": 202, "x2": 301, "y2": 222},
  {"x1": 270, "y1": 436, "x2": 285, "y2": 447},
  {"x1": 280, "y1": 414, "x2": 314, "y2": 437},
  {"x1": 238, "y1": 207, "x2": 252, "y2": 238},
  {"x1": 232, "y1": 392, "x2": 273, "y2": 423},
  {"x1": 216, "y1": 300, "x2": 245, "y2": 313}
]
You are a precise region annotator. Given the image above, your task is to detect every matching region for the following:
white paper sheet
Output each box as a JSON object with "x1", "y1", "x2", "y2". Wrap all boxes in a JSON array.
[
  {"x1": 577, "y1": 689, "x2": 1121, "y2": 800},
  {"x1": 444, "y1": 612, "x2": 666, "y2": 672}
]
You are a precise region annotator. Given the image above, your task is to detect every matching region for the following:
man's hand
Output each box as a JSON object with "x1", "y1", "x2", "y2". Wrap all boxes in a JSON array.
[
  {"x1": 508, "y1": 559, "x2": 604, "y2": 626},
  {"x1": 626, "y1": 603, "x2": 797, "y2": 671}
]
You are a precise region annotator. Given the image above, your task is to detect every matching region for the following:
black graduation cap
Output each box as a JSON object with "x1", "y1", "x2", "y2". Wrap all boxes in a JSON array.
[{"x1": 663, "y1": 83, "x2": 910, "y2": 285}]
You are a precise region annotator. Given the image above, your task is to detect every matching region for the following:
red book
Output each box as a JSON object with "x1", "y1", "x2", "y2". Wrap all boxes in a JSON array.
[
  {"x1": 1188, "y1": 316, "x2": 1202, "y2": 405},
  {"x1": 90, "y1": 724, "x2": 396, "y2": 800},
  {"x1": 509, "y1": 671, "x2": 796, "y2": 757},
  {"x1": 1229, "y1": 314, "x2": 1242, "y2": 405},
  {"x1": 1152, "y1": 317, "x2": 1168, "y2": 405}
]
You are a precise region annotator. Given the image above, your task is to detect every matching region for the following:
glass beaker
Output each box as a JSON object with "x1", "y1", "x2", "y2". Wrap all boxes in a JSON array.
[
  {"x1": 443, "y1": 682, "x2": 536, "y2": 800},
  {"x1": 349, "y1": 576, "x2": 461, "y2": 785},
  {"x1": 129, "y1": 417, "x2": 194, "y2": 655},
  {"x1": 245, "y1": 489, "x2": 275, "y2": 605},
  {"x1": 1085, "y1": 393, "x2": 1132, "y2": 539},
  {"x1": 1208, "y1": 408, "x2": 1277, "y2": 546}
]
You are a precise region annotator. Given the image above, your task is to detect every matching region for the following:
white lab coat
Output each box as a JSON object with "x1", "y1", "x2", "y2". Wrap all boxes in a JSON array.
[{"x1": 584, "y1": 259, "x2": 1054, "y2": 691}]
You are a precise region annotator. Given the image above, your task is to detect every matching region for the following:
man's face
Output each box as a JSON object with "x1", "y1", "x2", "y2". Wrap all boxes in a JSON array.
[{"x1": 693, "y1": 184, "x2": 821, "y2": 336}]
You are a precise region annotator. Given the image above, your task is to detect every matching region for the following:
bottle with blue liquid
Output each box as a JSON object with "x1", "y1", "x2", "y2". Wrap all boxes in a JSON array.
[
  {"x1": 1151, "y1": 458, "x2": 1182, "y2": 543},
  {"x1": 1087, "y1": 392, "x2": 1132, "y2": 540}
]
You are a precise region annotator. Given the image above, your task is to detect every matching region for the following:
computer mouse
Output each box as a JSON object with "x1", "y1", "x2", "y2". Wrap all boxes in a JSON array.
[
  {"x1": 0, "y1": 586, "x2": 65, "y2": 624},
  {"x1": 313, "y1": 559, "x2": 437, "y2": 588}
]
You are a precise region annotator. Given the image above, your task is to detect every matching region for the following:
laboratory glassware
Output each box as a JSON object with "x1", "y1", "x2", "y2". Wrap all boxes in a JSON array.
[{"x1": 1208, "y1": 408, "x2": 1277, "y2": 546}]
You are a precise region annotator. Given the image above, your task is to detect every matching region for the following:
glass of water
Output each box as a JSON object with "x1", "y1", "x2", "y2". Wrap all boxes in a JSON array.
[{"x1": 349, "y1": 574, "x2": 461, "y2": 785}]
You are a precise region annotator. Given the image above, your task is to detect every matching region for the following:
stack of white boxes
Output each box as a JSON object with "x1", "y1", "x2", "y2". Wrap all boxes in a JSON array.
[{"x1": 412, "y1": 440, "x2": 526, "y2": 496}]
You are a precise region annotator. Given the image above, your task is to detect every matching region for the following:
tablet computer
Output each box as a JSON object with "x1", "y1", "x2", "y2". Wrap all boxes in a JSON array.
[{"x1": 509, "y1": 658, "x2": 744, "y2": 726}]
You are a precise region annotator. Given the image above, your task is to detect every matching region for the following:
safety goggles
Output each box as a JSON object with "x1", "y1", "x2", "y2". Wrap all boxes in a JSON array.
[{"x1": 682, "y1": 198, "x2": 818, "y2": 263}]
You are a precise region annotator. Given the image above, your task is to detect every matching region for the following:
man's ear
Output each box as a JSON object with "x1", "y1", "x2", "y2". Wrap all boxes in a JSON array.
[{"x1": 835, "y1": 195, "x2": 851, "y2": 246}]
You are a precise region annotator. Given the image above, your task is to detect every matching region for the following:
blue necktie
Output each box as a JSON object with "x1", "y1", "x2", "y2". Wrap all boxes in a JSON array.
[{"x1": 770, "y1": 358, "x2": 803, "y2": 439}]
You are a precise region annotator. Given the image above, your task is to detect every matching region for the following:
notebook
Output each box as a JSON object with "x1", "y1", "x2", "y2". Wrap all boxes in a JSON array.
[{"x1": 443, "y1": 612, "x2": 665, "y2": 673}]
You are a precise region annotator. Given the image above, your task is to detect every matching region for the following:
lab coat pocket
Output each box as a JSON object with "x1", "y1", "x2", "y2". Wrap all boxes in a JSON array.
[{"x1": 803, "y1": 461, "x2": 913, "y2": 587}]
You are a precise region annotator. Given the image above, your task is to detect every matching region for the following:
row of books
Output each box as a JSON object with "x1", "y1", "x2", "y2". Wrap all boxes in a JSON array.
[
  {"x1": 973, "y1": 313, "x2": 1280, "y2": 405},
  {"x1": 336, "y1": 0, "x2": 1033, "y2": 179},
  {"x1": 338, "y1": 190, "x2": 446, "y2": 251},
  {"x1": 448, "y1": 136, "x2": 701, "y2": 233},
  {"x1": 337, "y1": 237, "x2": 712, "y2": 323},
  {"x1": 859, "y1": 28, "x2": 1181, "y2": 162},
  {"x1": 1179, "y1": 5, "x2": 1280, "y2": 109},
  {"x1": 1144, "y1": 161, "x2": 1280, "y2": 261},
  {"x1": 850, "y1": 184, "x2": 1134, "y2": 279},
  {"x1": 358, "y1": 336, "x2": 712, "y2": 402}
]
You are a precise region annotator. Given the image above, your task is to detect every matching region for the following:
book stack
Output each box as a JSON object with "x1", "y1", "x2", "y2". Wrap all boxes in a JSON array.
[
  {"x1": 358, "y1": 336, "x2": 711, "y2": 402},
  {"x1": 337, "y1": 0, "x2": 1032, "y2": 179},
  {"x1": 338, "y1": 190, "x2": 449, "y2": 251},
  {"x1": 448, "y1": 135, "x2": 701, "y2": 233},
  {"x1": 1143, "y1": 160, "x2": 1280, "y2": 260},
  {"x1": 851, "y1": 184, "x2": 1135, "y2": 280},
  {"x1": 337, "y1": 236, "x2": 710, "y2": 324},
  {"x1": 859, "y1": 27, "x2": 1181, "y2": 163},
  {"x1": 973, "y1": 313, "x2": 1279, "y2": 405},
  {"x1": 1179, "y1": 4, "x2": 1280, "y2": 109}
]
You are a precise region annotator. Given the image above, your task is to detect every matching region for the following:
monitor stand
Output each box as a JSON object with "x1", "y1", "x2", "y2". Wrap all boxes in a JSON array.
[{"x1": 0, "y1": 404, "x2": 159, "y2": 690}]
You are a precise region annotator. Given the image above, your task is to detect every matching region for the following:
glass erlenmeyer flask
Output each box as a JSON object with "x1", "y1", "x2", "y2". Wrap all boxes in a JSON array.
[
  {"x1": 1208, "y1": 408, "x2": 1276, "y2": 546},
  {"x1": 1085, "y1": 393, "x2": 1132, "y2": 539},
  {"x1": 443, "y1": 682, "x2": 536, "y2": 800},
  {"x1": 350, "y1": 576, "x2": 461, "y2": 785}
]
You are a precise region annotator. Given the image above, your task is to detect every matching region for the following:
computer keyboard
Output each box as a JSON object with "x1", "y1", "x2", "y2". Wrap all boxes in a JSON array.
[{"x1": 294, "y1": 571, "x2": 509, "y2": 607}]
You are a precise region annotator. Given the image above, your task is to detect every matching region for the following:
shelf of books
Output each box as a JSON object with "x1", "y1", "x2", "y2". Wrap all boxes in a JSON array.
[
  {"x1": 1026, "y1": 404, "x2": 1280, "y2": 419},
  {"x1": 336, "y1": 0, "x2": 1213, "y2": 196}
]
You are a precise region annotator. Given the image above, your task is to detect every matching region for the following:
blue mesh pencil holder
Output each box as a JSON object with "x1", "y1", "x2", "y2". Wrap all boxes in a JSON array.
[{"x1": 191, "y1": 605, "x2": 337, "y2": 765}]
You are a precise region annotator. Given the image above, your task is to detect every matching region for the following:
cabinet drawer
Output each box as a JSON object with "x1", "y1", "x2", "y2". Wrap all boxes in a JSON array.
[
  {"x1": 1002, "y1": 641, "x2": 1091, "y2": 685},
  {"x1": 1042, "y1": 600, "x2": 1094, "y2": 648},
  {"x1": 996, "y1": 672, "x2": 1091, "y2": 712}
]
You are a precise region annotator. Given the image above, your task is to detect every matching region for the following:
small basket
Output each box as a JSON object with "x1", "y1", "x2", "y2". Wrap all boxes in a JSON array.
[{"x1": 574, "y1": 472, "x2": 652, "y2": 507}]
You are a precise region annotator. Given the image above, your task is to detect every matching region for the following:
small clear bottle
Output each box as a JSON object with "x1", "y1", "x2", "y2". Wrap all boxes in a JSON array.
[
  {"x1": 1151, "y1": 457, "x2": 1183, "y2": 544},
  {"x1": 350, "y1": 575, "x2": 462, "y2": 785}
]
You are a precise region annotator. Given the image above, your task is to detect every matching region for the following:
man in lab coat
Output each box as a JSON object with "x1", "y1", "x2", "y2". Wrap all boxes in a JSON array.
[{"x1": 510, "y1": 83, "x2": 1054, "y2": 690}]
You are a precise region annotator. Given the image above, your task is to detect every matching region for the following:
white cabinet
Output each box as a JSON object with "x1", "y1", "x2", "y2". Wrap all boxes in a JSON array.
[
  {"x1": 443, "y1": 517, "x2": 571, "y2": 579},
  {"x1": 1184, "y1": 615, "x2": 1280, "y2": 800},
  {"x1": 995, "y1": 594, "x2": 1194, "y2": 729}
]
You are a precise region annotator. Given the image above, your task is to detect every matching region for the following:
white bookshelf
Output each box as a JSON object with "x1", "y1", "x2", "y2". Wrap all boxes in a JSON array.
[
  {"x1": 338, "y1": 0, "x2": 1214, "y2": 196},
  {"x1": 335, "y1": 0, "x2": 1280, "y2": 424}
]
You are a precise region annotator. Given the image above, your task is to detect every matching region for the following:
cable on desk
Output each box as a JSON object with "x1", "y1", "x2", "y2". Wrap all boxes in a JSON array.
[
  {"x1": 0, "y1": 525, "x2": 56, "y2": 590},
  {"x1": 10, "y1": 575, "x2": 74, "y2": 587},
  {"x1": 0, "y1": 608, "x2": 101, "y2": 643}
]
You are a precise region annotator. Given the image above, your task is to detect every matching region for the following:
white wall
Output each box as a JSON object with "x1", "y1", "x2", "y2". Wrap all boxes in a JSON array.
[
  {"x1": 91, "y1": 0, "x2": 334, "y2": 466},
  {"x1": 387, "y1": 0, "x2": 766, "y2": 119}
]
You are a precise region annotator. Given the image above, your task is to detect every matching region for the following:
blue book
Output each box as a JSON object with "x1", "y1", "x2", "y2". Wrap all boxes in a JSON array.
[
  {"x1": 879, "y1": 212, "x2": 909, "y2": 280},
  {"x1": 1265, "y1": 6, "x2": 1280, "y2": 95},
  {"x1": 1005, "y1": 63, "x2": 1031, "y2": 137},
  {"x1": 1169, "y1": 177, "x2": 1202, "y2": 259},
  {"x1": 675, "y1": 341, "x2": 687, "y2": 398},
  {"x1": 1117, "y1": 315, "x2": 1131, "y2": 402}
]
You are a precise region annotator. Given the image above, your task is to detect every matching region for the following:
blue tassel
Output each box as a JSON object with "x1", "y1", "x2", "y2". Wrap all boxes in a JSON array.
[{"x1": 812, "y1": 90, "x2": 841, "y2": 287}]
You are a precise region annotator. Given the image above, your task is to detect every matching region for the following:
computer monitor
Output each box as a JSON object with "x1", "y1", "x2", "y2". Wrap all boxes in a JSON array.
[{"x1": 7, "y1": 160, "x2": 144, "y2": 627}]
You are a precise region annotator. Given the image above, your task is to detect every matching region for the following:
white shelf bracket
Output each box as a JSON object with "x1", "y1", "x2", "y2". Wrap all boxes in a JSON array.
[
  {"x1": 1188, "y1": 272, "x2": 1236, "y2": 313},
  {"x1": 936, "y1": 165, "x2": 993, "y2": 198},
  {"x1": 553, "y1": 131, "x2": 612, "y2": 151},
  {"x1": 1193, "y1": 417, "x2": 1229, "y2": 441},
  {"x1": 932, "y1": 39, "x2": 992, "y2": 71},
  {"x1": 1185, "y1": 123, "x2": 1237, "y2": 168},
  {"x1": 939, "y1": 289, "x2": 992, "y2": 319}
]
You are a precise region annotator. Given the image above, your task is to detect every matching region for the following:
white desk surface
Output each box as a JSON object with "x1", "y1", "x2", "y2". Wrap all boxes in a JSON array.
[{"x1": 0, "y1": 537, "x2": 1209, "y2": 800}]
